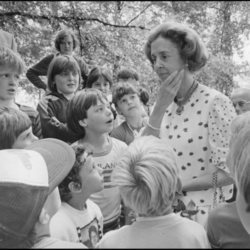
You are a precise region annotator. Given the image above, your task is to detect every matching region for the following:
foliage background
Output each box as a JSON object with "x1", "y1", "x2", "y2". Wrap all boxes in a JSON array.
[{"x1": 1, "y1": 1, "x2": 250, "y2": 106}]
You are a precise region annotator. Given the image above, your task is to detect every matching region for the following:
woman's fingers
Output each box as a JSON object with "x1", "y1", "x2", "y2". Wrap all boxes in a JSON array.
[
  {"x1": 172, "y1": 69, "x2": 184, "y2": 90},
  {"x1": 161, "y1": 70, "x2": 179, "y2": 86},
  {"x1": 160, "y1": 69, "x2": 184, "y2": 95}
]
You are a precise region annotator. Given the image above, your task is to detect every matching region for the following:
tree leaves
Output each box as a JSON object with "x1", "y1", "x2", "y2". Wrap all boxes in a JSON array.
[{"x1": 0, "y1": 1, "x2": 249, "y2": 102}]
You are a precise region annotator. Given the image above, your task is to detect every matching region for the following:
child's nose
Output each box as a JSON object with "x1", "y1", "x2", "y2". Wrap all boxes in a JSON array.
[{"x1": 9, "y1": 76, "x2": 18, "y2": 86}]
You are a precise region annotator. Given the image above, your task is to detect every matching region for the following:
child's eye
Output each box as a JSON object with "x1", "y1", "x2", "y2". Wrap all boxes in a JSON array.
[
  {"x1": 161, "y1": 53, "x2": 168, "y2": 60},
  {"x1": 60, "y1": 72, "x2": 68, "y2": 76},
  {"x1": 93, "y1": 83, "x2": 100, "y2": 87},
  {"x1": 96, "y1": 107, "x2": 103, "y2": 112},
  {"x1": 0, "y1": 74, "x2": 9, "y2": 78}
]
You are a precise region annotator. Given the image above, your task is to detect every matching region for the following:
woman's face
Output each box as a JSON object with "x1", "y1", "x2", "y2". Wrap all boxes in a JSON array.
[{"x1": 150, "y1": 36, "x2": 186, "y2": 81}]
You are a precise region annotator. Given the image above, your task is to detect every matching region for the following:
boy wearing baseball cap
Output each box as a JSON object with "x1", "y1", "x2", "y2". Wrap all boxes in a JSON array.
[{"x1": 0, "y1": 138, "x2": 86, "y2": 248}]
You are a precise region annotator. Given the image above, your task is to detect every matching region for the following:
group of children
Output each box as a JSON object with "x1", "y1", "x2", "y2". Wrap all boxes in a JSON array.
[
  {"x1": 1, "y1": 28, "x2": 250, "y2": 248},
  {"x1": 0, "y1": 39, "x2": 152, "y2": 248}
]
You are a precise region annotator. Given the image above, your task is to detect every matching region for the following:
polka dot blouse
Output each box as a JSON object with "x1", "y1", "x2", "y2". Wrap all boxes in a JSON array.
[{"x1": 160, "y1": 84, "x2": 236, "y2": 224}]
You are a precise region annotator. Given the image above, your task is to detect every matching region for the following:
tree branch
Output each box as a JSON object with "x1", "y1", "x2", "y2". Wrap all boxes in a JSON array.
[
  {"x1": 126, "y1": 3, "x2": 152, "y2": 25},
  {"x1": 70, "y1": 2, "x2": 83, "y2": 56},
  {"x1": 0, "y1": 11, "x2": 149, "y2": 30}
]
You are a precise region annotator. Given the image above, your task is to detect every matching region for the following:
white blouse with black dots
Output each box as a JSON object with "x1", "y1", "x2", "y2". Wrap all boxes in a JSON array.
[{"x1": 160, "y1": 84, "x2": 236, "y2": 224}]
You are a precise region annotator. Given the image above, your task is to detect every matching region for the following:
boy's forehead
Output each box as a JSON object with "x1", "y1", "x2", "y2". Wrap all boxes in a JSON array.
[
  {"x1": 96, "y1": 98, "x2": 108, "y2": 105},
  {"x1": 119, "y1": 92, "x2": 137, "y2": 100},
  {"x1": 61, "y1": 35, "x2": 73, "y2": 42}
]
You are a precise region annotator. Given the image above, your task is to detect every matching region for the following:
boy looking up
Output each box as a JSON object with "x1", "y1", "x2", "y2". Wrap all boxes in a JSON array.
[
  {"x1": 50, "y1": 144, "x2": 104, "y2": 247},
  {"x1": 67, "y1": 88, "x2": 127, "y2": 234}
]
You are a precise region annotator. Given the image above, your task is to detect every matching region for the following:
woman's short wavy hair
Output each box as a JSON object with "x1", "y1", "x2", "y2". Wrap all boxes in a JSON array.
[
  {"x1": 112, "y1": 135, "x2": 182, "y2": 217},
  {"x1": 54, "y1": 29, "x2": 79, "y2": 52},
  {"x1": 144, "y1": 22, "x2": 209, "y2": 73}
]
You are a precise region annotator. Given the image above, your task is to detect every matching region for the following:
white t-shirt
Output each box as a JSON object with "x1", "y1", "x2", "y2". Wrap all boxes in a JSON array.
[
  {"x1": 96, "y1": 213, "x2": 211, "y2": 248},
  {"x1": 50, "y1": 200, "x2": 103, "y2": 248},
  {"x1": 88, "y1": 137, "x2": 127, "y2": 224}
]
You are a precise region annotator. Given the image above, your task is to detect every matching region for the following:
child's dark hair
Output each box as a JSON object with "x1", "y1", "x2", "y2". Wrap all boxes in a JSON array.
[
  {"x1": 47, "y1": 55, "x2": 81, "y2": 92},
  {"x1": 85, "y1": 66, "x2": 113, "y2": 89},
  {"x1": 117, "y1": 68, "x2": 139, "y2": 82},
  {"x1": 67, "y1": 88, "x2": 108, "y2": 138},
  {"x1": 112, "y1": 82, "x2": 139, "y2": 107},
  {"x1": 0, "y1": 107, "x2": 31, "y2": 149},
  {"x1": 59, "y1": 144, "x2": 93, "y2": 202}
]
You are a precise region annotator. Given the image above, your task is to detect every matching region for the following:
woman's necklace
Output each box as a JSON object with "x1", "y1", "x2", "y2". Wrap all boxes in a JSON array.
[{"x1": 174, "y1": 81, "x2": 199, "y2": 115}]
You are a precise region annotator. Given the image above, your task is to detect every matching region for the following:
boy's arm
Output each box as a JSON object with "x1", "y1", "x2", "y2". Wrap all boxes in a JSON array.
[
  {"x1": 18, "y1": 104, "x2": 43, "y2": 139},
  {"x1": 37, "y1": 97, "x2": 79, "y2": 143},
  {"x1": 26, "y1": 54, "x2": 54, "y2": 90},
  {"x1": 32, "y1": 112, "x2": 43, "y2": 139}
]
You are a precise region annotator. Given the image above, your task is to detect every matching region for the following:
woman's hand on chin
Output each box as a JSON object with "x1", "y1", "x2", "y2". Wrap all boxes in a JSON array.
[{"x1": 156, "y1": 69, "x2": 184, "y2": 109}]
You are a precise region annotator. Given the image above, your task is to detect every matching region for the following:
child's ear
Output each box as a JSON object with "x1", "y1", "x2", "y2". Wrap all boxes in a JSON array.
[
  {"x1": 79, "y1": 119, "x2": 87, "y2": 128},
  {"x1": 38, "y1": 208, "x2": 50, "y2": 225},
  {"x1": 68, "y1": 181, "x2": 82, "y2": 193}
]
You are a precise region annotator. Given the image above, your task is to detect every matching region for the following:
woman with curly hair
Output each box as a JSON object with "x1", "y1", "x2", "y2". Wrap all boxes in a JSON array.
[{"x1": 142, "y1": 21, "x2": 236, "y2": 225}]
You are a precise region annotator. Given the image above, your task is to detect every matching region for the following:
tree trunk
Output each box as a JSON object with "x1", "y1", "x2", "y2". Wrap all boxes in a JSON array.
[{"x1": 219, "y1": 1, "x2": 234, "y2": 96}]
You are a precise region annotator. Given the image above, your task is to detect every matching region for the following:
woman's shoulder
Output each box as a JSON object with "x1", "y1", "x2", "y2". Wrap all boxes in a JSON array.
[{"x1": 197, "y1": 84, "x2": 232, "y2": 107}]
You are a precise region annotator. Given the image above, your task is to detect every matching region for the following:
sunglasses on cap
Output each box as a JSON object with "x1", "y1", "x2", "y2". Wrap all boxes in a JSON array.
[{"x1": 233, "y1": 100, "x2": 250, "y2": 108}]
